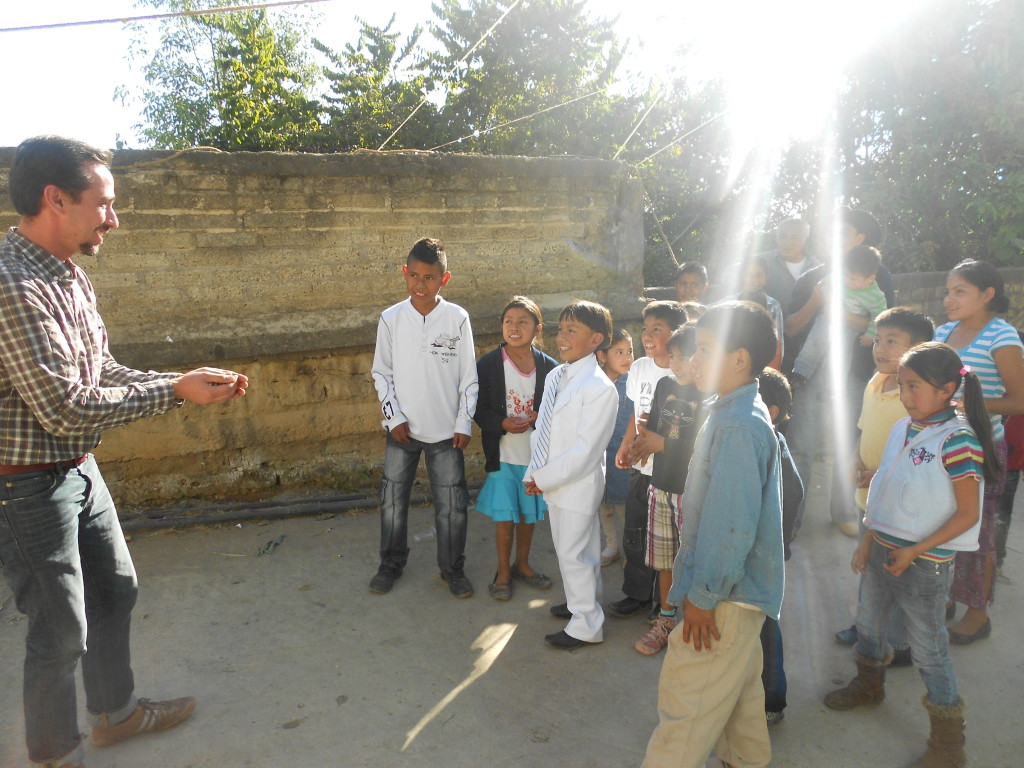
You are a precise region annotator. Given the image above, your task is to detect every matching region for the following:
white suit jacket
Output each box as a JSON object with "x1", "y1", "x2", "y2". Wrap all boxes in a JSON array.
[{"x1": 525, "y1": 354, "x2": 618, "y2": 514}]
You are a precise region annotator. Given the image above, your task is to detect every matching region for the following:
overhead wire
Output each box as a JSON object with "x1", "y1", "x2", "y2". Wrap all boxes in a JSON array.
[
  {"x1": 377, "y1": 0, "x2": 524, "y2": 150},
  {"x1": 635, "y1": 110, "x2": 726, "y2": 166},
  {"x1": 611, "y1": 89, "x2": 662, "y2": 161},
  {"x1": 0, "y1": 0, "x2": 336, "y2": 33},
  {"x1": 426, "y1": 90, "x2": 604, "y2": 151}
]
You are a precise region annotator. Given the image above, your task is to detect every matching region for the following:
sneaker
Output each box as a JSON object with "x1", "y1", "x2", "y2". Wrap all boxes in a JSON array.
[
  {"x1": 369, "y1": 567, "x2": 401, "y2": 594},
  {"x1": 442, "y1": 570, "x2": 474, "y2": 598},
  {"x1": 607, "y1": 596, "x2": 652, "y2": 618},
  {"x1": 766, "y1": 710, "x2": 785, "y2": 726},
  {"x1": 91, "y1": 697, "x2": 197, "y2": 748},
  {"x1": 647, "y1": 602, "x2": 662, "y2": 624},
  {"x1": 600, "y1": 547, "x2": 620, "y2": 567},
  {"x1": 634, "y1": 614, "x2": 676, "y2": 656}
]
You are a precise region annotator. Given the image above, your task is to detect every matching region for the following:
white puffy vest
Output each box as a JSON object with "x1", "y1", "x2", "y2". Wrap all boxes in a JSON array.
[{"x1": 865, "y1": 415, "x2": 983, "y2": 552}]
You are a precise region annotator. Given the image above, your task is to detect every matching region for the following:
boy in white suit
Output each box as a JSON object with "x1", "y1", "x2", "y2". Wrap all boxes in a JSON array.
[{"x1": 524, "y1": 301, "x2": 619, "y2": 650}]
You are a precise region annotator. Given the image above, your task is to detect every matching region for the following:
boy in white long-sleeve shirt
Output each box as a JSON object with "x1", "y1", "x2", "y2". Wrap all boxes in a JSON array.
[{"x1": 370, "y1": 238, "x2": 479, "y2": 598}]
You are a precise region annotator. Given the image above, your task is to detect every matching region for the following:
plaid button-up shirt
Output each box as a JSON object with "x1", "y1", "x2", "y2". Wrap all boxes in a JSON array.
[{"x1": 0, "y1": 229, "x2": 180, "y2": 464}]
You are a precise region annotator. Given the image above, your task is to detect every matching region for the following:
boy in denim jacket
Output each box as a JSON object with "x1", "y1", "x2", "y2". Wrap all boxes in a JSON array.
[{"x1": 643, "y1": 301, "x2": 784, "y2": 768}]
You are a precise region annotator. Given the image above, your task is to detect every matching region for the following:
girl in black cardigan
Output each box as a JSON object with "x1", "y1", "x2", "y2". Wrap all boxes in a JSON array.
[{"x1": 474, "y1": 297, "x2": 559, "y2": 600}]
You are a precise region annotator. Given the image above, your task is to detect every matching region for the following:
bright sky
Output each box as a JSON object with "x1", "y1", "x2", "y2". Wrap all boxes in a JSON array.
[{"x1": 0, "y1": 0, "x2": 927, "y2": 152}]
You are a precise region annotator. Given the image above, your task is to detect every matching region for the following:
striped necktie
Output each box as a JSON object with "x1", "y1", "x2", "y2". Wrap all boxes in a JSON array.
[{"x1": 529, "y1": 363, "x2": 566, "y2": 472}]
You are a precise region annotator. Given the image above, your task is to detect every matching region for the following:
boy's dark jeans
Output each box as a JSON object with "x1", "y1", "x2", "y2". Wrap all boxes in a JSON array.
[
  {"x1": 0, "y1": 457, "x2": 138, "y2": 765},
  {"x1": 621, "y1": 471, "x2": 657, "y2": 602},
  {"x1": 761, "y1": 616, "x2": 787, "y2": 713},
  {"x1": 379, "y1": 433, "x2": 469, "y2": 577}
]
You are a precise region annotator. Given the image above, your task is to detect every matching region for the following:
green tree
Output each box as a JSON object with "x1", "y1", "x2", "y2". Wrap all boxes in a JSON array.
[
  {"x1": 423, "y1": 0, "x2": 626, "y2": 155},
  {"x1": 837, "y1": 0, "x2": 1024, "y2": 270},
  {"x1": 127, "y1": 0, "x2": 322, "y2": 150},
  {"x1": 313, "y1": 17, "x2": 442, "y2": 151}
]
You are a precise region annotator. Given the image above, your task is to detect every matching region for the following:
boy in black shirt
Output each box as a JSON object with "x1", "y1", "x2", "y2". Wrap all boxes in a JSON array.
[{"x1": 629, "y1": 326, "x2": 704, "y2": 655}]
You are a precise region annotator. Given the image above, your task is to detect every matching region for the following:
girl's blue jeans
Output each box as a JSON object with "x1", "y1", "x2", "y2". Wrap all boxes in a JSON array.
[
  {"x1": 854, "y1": 538, "x2": 958, "y2": 706},
  {"x1": 379, "y1": 433, "x2": 469, "y2": 577},
  {"x1": 0, "y1": 456, "x2": 138, "y2": 765}
]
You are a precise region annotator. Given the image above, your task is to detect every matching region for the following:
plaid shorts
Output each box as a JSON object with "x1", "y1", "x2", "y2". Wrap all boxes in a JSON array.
[{"x1": 645, "y1": 485, "x2": 684, "y2": 570}]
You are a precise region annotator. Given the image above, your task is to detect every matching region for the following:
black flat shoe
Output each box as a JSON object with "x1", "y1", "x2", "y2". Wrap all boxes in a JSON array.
[
  {"x1": 549, "y1": 603, "x2": 572, "y2": 619},
  {"x1": 545, "y1": 630, "x2": 597, "y2": 650},
  {"x1": 948, "y1": 618, "x2": 991, "y2": 645},
  {"x1": 607, "y1": 596, "x2": 652, "y2": 618}
]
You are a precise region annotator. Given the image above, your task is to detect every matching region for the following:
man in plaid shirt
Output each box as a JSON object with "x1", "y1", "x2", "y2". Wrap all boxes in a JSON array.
[{"x1": 0, "y1": 136, "x2": 248, "y2": 768}]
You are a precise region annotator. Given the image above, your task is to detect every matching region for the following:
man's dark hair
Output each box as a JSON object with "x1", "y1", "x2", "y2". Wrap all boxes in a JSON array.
[
  {"x1": 675, "y1": 261, "x2": 708, "y2": 285},
  {"x1": 407, "y1": 237, "x2": 447, "y2": 272},
  {"x1": 560, "y1": 300, "x2": 613, "y2": 351},
  {"x1": 642, "y1": 300, "x2": 688, "y2": 329},
  {"x1": 840, "y1": 208, "x2": 883, "y2": 248},
  {"x1": 846, "y1": 245, "x2": 882, "y2": 277},
  {"x1": 10, "y1": 136, "x2": 112, "y2": 216},
  {"x1": 757, "y1": 368, "x2": 793, "y2": 425},
  {"x1": 875, "y1": 307, "x2": 934, "y2": 345},
  {"x1": 667, "y1": 324, "x2": 697, "y2": 357},
  {"x1": 696, "y1": 300, "x2": 778, "y2": 376}
]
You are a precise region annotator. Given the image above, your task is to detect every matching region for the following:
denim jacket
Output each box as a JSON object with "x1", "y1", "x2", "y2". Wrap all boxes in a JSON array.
[{"x1": 668, "y1": 381, "x2": 785, "y2": 620}]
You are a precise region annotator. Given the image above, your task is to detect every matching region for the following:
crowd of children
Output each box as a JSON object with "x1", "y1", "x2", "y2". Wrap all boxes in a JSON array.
[{"x1": 369, "y1": 234, "x2": 1021, "y2": 768}]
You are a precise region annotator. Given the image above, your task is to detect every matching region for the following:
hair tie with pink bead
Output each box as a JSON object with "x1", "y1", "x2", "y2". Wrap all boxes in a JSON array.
[{"x1": 959, "y1": 365, "x2": 971, "y2": 376}]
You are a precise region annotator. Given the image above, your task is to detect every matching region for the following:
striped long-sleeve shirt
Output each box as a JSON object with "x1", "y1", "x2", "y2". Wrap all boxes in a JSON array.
[{"x1": 0, "y1": 229, "x2": 181, "y2": 464}]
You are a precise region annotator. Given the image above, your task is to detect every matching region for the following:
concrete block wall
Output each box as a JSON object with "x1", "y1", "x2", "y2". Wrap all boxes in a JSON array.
[{"x1": 0, "y1": 149, "x2": 644, "y2": 505}]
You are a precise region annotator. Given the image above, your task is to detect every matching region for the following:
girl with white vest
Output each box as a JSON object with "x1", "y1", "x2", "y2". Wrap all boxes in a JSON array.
[{"x1": 825, "y1": 342, "x2": 1001, "y2": 768}]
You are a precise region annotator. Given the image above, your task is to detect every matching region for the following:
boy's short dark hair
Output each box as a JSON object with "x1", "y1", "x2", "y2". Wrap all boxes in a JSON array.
[
  {"x1": 560, "y1": 300, "x2": 613, "y2": 351},
  {"x1": 840, "y1": 208, "x2": 883, "y2": 248},
  {"x1": 675, "y1": 261, "x2": 708, "y2": 285},
  {"x1": 10, "y1": 136, "x2": 112, "y2": 216},
  {"x1": 642, "y1": 300, "x2": 688, "y2": 329},
  {"x1": 696, "y1": 301, "x2": 777, "y2": 376},
  {"x1": 407, "y1": 237, "x2": 447, "y2": 272},
  {"x1": 667, "y1": 324, "x2": 697, "y2": 357},
  {"x1": 846, "y1": 245, "x2": 882, "y2": 277},
  {"x1": 758, "y1": 369, "x2": 793, "y2": 425},
  {"x1": 875, "y1": 307, "x2": 934, "y2": 345}
]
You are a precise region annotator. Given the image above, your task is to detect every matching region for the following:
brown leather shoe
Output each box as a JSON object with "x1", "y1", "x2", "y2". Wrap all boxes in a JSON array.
[{"x1": 91, "y1": 697, "x2": 197, "y2": 747}]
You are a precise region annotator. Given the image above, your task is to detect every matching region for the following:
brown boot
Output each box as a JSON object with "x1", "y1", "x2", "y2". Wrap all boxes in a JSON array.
[
  {"x1": 911, "y1": 695, "x2": 966, "y2": 768},
  {"x1": 91, "y1": 696, "x2": 197, "y2": 747},
  {"x1": 824, "y1": 652, "x2": 886, "y2": 710}
]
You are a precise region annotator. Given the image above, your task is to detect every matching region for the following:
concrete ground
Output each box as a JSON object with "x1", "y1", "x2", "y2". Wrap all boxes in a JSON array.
[{"x1": 1, "y1": 465, "x2": 1022, "y2": 768}]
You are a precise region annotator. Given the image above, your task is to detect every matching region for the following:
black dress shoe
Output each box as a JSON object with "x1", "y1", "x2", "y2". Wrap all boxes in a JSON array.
[
  {"x1": 550, "y1": 603, "x2": 572, "y2": 619},
  {"x1": 545, "y1": 630, "x2": 596, "y2": 650},
  {"x1": 607, "y1": 596, "x2": 652, "y2": 618}
]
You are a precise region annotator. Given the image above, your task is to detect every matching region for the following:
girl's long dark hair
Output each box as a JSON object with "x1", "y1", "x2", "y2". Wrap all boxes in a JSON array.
[
  {"x1": 949, "y1": 259, "x2": 1011, "y2": 314},
  {"x1": 900, "y1": 342, "x2": 1001, "y2": 484}
]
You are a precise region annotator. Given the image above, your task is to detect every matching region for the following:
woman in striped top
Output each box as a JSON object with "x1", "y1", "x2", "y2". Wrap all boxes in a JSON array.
[
  {"x1": 826, "y1": 342, "x2": 999, "y2": 768},
  {"x1": 935, "y1": 259, "x2": 1024, "y2": 643}
]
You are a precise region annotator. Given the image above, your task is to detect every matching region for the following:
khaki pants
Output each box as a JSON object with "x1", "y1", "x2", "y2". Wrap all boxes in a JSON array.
[{"x1": 643, "y1": 602, "x2": 770, "y2": 768}]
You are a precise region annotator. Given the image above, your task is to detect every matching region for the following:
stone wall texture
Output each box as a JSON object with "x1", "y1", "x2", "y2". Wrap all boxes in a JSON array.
[{"x1": 0, "y1": 149, "x2": 644, "y2": 505}]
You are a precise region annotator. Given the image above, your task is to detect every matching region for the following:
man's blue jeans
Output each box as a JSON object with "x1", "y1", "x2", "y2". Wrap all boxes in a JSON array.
[
  {"x1": 379, "y1": 434, "x2": 469, "y2": 577},
  {"x1": 0, "y1": 456, "x2": 139, "y2": 765},
  {"x1": 854, "y1": 539, "x2": 958, "y2": 706}
]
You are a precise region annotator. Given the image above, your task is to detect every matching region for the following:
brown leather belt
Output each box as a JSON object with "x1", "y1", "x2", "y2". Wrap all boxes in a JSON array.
[{"x1": 0, "y1": 454, "x2": 89, "y2": 476}]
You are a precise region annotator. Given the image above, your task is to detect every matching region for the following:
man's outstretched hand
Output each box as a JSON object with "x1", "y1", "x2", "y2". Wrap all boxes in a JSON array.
[{"x1": 173, "y1": 368, "x2": 248, "y2": 405}]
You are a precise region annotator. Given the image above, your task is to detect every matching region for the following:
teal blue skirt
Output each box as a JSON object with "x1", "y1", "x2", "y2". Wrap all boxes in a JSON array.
[{"x1": 476, "y1": 462, "x2": 548, "y2": 524}]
